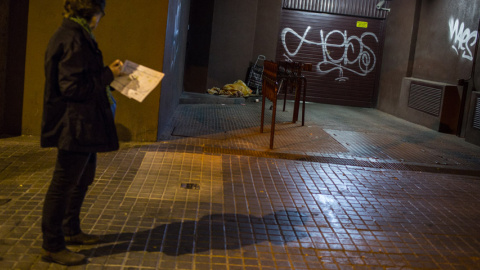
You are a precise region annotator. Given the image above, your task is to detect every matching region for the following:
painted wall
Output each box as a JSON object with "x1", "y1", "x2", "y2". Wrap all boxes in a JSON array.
[{"x1": 22, "y1": 0, "x2": 169, "y2": 141}]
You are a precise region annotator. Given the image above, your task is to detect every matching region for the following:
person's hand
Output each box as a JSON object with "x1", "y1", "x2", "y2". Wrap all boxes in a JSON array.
[{"x1": 109, "y1": 60, "x2": 124, "y2": 77}]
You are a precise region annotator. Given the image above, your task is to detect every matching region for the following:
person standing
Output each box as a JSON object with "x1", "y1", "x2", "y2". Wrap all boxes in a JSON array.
[{"x1": 40, "y1": 0, "x2": 123, "y2": 265}]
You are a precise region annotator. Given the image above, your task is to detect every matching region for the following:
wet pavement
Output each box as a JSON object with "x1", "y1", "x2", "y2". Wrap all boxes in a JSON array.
[{"x1": 0, "y1": 98, "x2": 480, "y2": 269}]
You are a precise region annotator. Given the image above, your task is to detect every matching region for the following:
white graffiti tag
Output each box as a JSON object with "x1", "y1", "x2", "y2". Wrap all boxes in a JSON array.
[
  {"x1": 281, "y1": 26, "x2": 378, "y2": 81},
  {"x1": 449, "y1": 18, "x2": 478, "y2": 61}
]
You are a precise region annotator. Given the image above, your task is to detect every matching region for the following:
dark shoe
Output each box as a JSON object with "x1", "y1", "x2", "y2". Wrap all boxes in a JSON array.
[
  {"x1": 42, "y1": 248, "x2": 86, "y2": 266},
  {"x1": 65, "y1": 232, "x2": 101, "y2": 245}
]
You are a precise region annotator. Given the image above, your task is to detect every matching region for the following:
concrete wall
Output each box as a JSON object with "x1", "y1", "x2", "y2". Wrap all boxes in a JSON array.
[
  {"x1": 252, "y1": 0, "x2": 283, "y2": 63},
  {"x1": 184, "y1": 0, "x2": 282, "y2": 92},
  {"x1": 0, "y1": 0, "x2": 9, "y2": 135},
  {"x1": 378, "y1": 0, "x2": 479, "y2": 119},
  {"x1": 206, "y1": 0, "x2": 282, "y2": 89},
  {"x1": 0, "y1": 0, "x2": 29, "y2": 136},
  {"x1": 158, "y1": 0, "x2": 190, "y2": 138},
  {"x1": 377, "y1": 0, "x2": 420, "y2": 116},
  {"x1": 206, "y1": 0, "x2": 258, "y2": 88},
  {"x1": 412, "y1": 0, "x2": 478, "y2": 84},
  {"x1": 22, "y1": 0, "x2": 170, "y2": 141}
]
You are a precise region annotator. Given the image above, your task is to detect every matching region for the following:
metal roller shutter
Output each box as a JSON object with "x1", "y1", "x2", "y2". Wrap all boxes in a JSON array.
[{"x1": 276, "y1": 9, "x2": 385, "y2": 107}]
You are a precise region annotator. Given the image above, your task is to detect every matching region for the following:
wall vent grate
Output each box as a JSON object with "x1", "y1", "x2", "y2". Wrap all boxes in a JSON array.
[
  {"x1": 408, "y1": 83, "x2": 442, "y2": 116},
  {"x1": 474, "y1": 97, "x2": 480, "y2": 130}
]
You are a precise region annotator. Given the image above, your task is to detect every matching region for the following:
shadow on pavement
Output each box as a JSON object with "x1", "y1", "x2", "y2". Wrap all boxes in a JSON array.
[
  {"x1": 0, "y1": 199, "x2": 11, "y2": 206},
  {"x1": 80, "y1": 210, "x2": 311, "y2": 258}
]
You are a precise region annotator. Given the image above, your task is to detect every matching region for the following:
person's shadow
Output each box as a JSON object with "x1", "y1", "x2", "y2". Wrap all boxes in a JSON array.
[{"x1": 79, "y1": 210, "x2": 310, "y2": 257}]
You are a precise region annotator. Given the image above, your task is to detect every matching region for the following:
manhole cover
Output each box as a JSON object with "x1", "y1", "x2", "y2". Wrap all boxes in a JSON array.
[{"x1": 180, "y1": 183, "x2": 200, "y2": 190}]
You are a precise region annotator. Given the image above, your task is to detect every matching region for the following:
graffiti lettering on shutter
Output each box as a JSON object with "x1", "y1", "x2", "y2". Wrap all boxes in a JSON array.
[{"x1": 281, "y1": 27, "x2": 378, "y2": 81}]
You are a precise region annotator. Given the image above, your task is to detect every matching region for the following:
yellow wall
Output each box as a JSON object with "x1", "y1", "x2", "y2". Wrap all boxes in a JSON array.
[{"x1": 22, "y1": 0, "x2": 169, "y2": 142}]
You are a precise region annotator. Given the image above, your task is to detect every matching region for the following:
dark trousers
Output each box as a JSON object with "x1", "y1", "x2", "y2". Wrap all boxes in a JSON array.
[{"x1": 42, "y1": 150, "x2": 96, "y2": 252}]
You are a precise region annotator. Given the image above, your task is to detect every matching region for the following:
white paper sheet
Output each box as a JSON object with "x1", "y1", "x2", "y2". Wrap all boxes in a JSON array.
[{"x1": 110, "y1": 60, "x2": 164, "y2": 103}]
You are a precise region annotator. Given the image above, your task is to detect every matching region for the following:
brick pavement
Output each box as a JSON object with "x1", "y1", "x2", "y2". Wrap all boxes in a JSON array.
[{"x1": 0, "y1": 101, "x2": 480, "y2": 269}]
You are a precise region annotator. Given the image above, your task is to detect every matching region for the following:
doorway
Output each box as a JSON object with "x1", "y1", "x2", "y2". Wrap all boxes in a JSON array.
[
  {"x1": 183, "y1": 0, "x2": 215, "y2": 94},
  {"x1": 276, "y1": 9, "x2": 386, "y2": 107}
]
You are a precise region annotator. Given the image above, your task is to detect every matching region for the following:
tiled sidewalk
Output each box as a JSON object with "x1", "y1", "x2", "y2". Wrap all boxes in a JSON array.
[
  {"x1": 1, "y1": 101, "x2": 480, "y2": 269},
  {"x1": 163, "y1": 102, "x2": 480, "y2": 173}
]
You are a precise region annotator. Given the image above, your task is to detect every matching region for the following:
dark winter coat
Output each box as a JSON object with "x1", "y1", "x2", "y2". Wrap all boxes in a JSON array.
[{"x1": 41, "y1": 19, "x2": 119, "y2": 152}]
